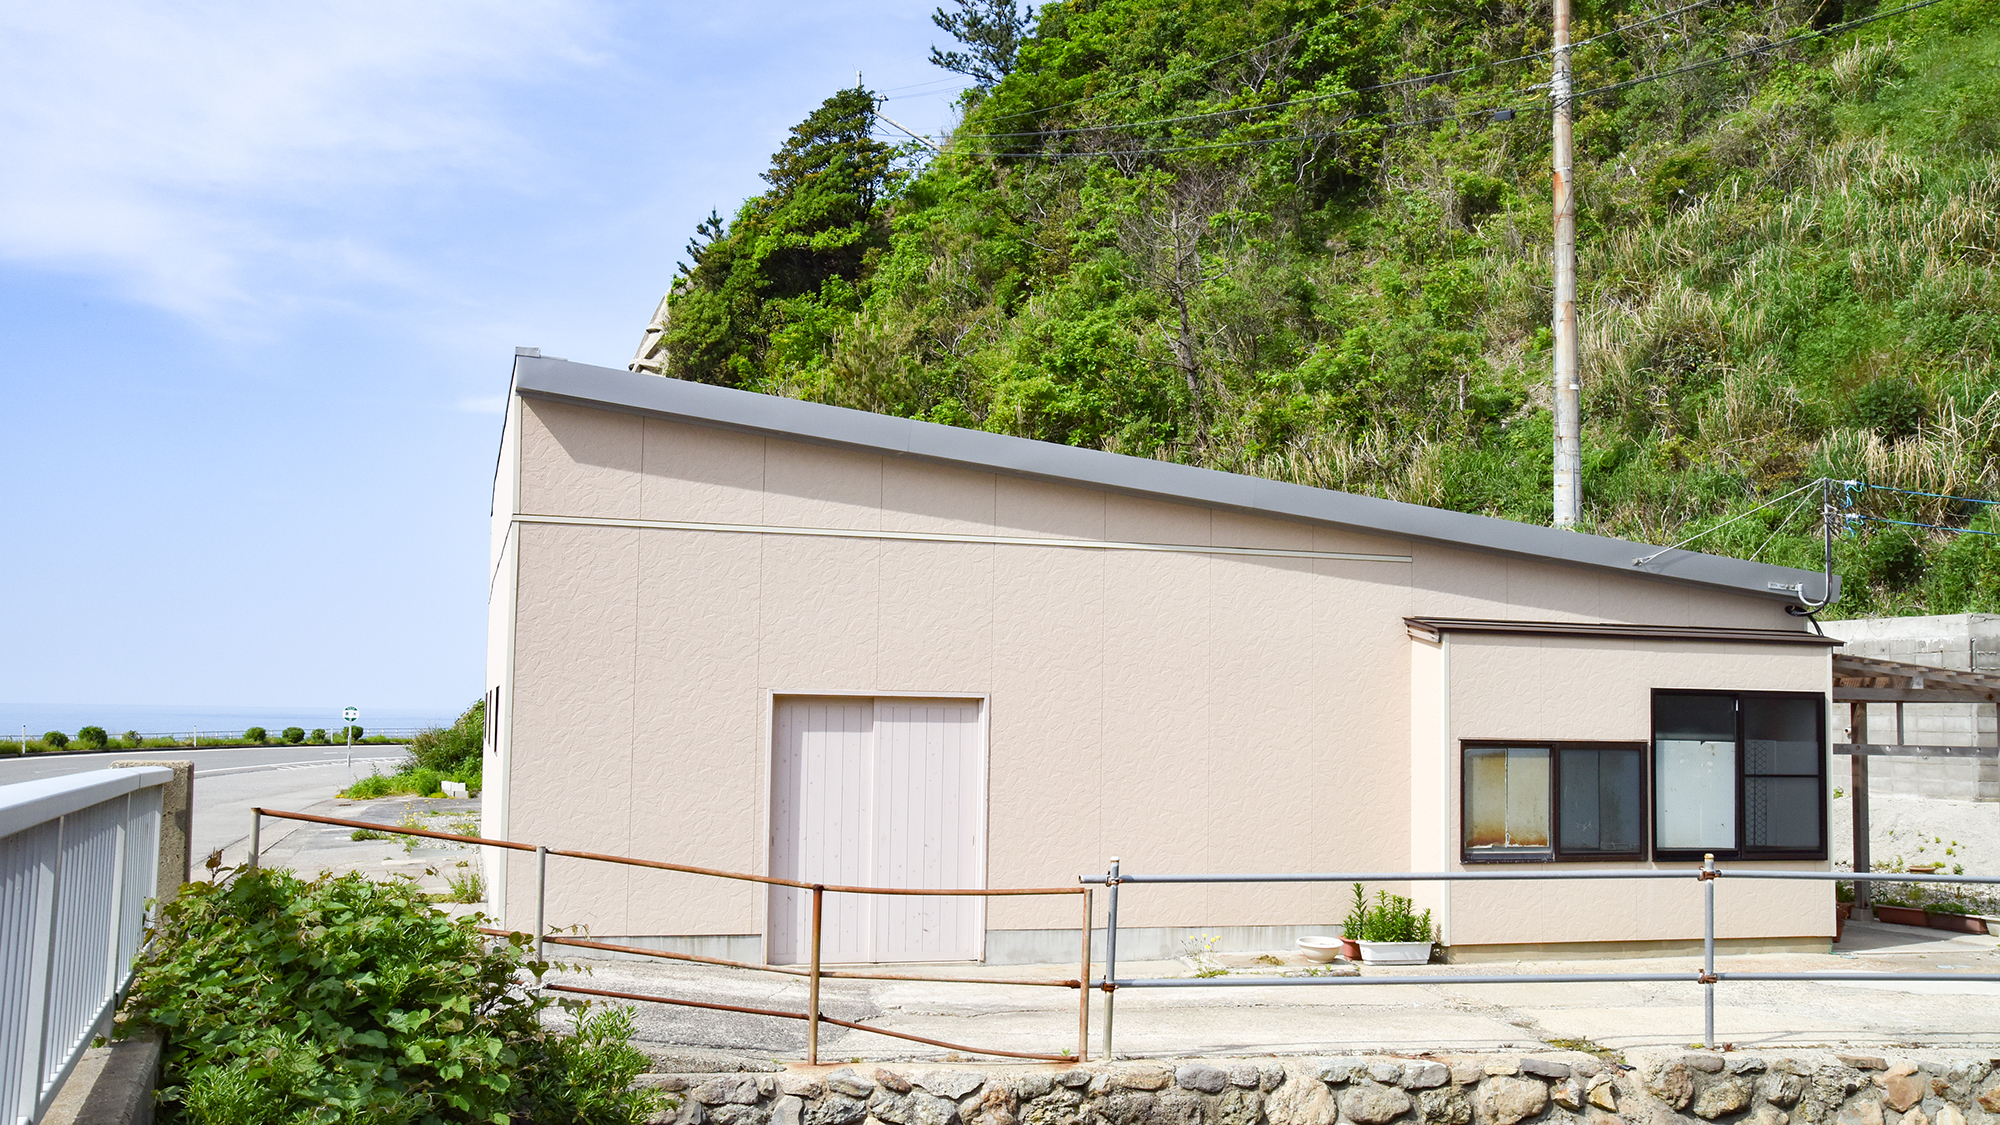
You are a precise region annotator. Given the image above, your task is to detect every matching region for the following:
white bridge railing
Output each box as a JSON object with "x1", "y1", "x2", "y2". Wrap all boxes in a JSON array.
[{"x1": 0, "y1": 768, "x2": 170, "y2": 1125}]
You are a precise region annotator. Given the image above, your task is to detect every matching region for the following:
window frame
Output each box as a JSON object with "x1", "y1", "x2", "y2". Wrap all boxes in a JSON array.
[
  {"x1": 1651, "y1": 689, "x2": 1828, "y2": 863},
  {"x1": 1459, "y1": 739, "x2": 1651, "y2": 864}
]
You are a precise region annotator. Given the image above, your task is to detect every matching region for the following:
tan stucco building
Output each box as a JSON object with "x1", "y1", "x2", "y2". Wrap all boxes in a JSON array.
[{"x1": 483, "y1": 351, "x2": 1842, "y2": 964}]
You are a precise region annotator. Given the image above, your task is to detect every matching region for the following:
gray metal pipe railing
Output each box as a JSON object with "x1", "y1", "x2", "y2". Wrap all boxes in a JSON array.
[{"x1": 1084, "y1": 857, "x2": 2000, "y2": 1057}]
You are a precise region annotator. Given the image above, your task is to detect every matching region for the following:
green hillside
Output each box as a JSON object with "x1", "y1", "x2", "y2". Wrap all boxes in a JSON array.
[{"x1": 652, "y1": 0, "x2": 2000, "y2": 617}]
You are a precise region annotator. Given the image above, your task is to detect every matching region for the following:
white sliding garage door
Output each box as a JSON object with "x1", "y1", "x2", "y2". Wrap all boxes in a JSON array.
[{"x1": 769, "y1": 697, "x2": 986, "y2": 964}]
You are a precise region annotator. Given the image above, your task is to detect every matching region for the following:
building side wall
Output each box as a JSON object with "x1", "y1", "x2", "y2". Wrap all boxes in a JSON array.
[
  {"x1": 483, "y1": 391, "x2": 523, "y2": 919},
  {"x1": 504, "y1": 397, "x2": 1829, "y2": 948},
  {"x1": 1439, "y1": 634, "x2": 1834, "y2": 947}
]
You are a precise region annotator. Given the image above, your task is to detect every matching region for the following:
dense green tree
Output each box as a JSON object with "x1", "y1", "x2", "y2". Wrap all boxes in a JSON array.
[
  {"x1": 662, "y1": 85, "x2": 900, "y2": 386},
  {"x1": 931, "y1": 0, "x2": 1036, "y2": 87}
]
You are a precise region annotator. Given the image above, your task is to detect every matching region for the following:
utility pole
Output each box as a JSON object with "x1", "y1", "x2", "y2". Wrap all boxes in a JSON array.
[{"x1": 1551, "y1": 0, "x2": 1582, "y2": 529}]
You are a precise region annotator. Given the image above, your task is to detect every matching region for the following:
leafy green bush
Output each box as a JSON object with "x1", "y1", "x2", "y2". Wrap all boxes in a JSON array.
[
  {"x1": 123, "y1": 730, "x2": 141, "y2": 746},
  {"x1": 125, "y1": 866, "x2": 667, "y2": 1125},
  {"x1": 42, "y1": 730, "x2": 69, "y2": 750},
  {"x1": 310, "y1": 728, "x2": 328, "y2": 744},
  {"x1": 408, "y1": 701, "x2": 485, "y2": 786},
  {"x1": 243, "y1": 726, "x2": 267, "y2": 745},
  {"x1": 1848, "y1": 376, "x2": 1928, "y2": 439},
  {"x1": 339, "y1": 725, "x2": 364, "y2": 742},
  {"x1": 341, "y1": 768, "x2": 444, "y2": 800},
  {"x1": 76, "y1": 726, "x2": 109, "y2": 749},
  {"x1": 282, "y1": 727, "x2": 306, "y2": 745},
  {"x1": 342, "y1": 771, "x2": 399, "y2": 799}
]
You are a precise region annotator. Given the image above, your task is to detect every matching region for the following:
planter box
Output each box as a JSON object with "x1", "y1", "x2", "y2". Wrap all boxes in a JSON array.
[
  {"x1": 1872, "y1": 904, "x2": 1992, "y2": 935},
  {"x1": 1356, "y1": 940, "x2": 1433, "y2": 965},
  {"x1": 1872, "y1": 905, "x2": 1928, "y2": 927},
  {"x1": 1923, "y1": 911, "x2": 1989, "y2": 935}
]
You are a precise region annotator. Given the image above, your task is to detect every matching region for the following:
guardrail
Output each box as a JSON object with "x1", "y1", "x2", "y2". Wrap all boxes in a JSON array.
[
  {"x1": 239, "y1": 806, "x2": 2000, "y2": 1064},
  {"x1": 9, "y1": 729, "x2": 436, "y2": 753},
  {"x1": 1082, "y1": 858, "x2": 2000, "y2": 1056},
  {"x1": 1, "y1": 768, "x2": 171, "y2": 1125},
  {"x1": 249, "y1": 807, "x2": 1093, "y2": 1064}
]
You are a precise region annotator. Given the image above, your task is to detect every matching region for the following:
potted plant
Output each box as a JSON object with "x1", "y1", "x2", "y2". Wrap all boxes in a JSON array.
[
  {"x1": 1354, "y1": 889, "x2": 1436, "y2": 965},
  {"x1": 1338, "y1": 884, "x2": 1367, "y2": 961},
  {"x1": 1920, "y1": 901, "x2": 1989, "y2": 934}
]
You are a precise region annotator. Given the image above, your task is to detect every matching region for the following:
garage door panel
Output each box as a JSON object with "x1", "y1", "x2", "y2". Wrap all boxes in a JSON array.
[{"x1": 772, "y1": 696, "x2": 984, "y2": 964}]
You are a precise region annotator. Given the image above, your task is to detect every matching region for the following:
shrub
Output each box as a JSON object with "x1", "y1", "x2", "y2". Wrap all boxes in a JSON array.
[
  {"x1": 124, "y1": 865, "x2": 667, "y2": 1125},
  {"x1": 281, "y1": 726, "x2": 306, "y2": 745},
  {"x1": 1860, "y1": 527, "x2": 1926, "y2": 590},
  {"x1": 342, "y1": 771, "x2": 398, "y2": 799},
  {"x1": 76, "y1": 726, "x2": 109, "y2": 750},
  {"x1": 1848, "y1": 376, "x2": 1927, "y2": 439},
  {"x1": 309, "y1": 728, "x2": 328, "y2": 744},
  {"x1": 338, "y1": 725, "x2": 364, "y2": 742},
  {"x1": 43, "y1": 730, "x2": 69, "y2": 750},
  {"x1": 243, "y1": 726, "x2": 267, "y2": 744},
  {"x1": 408, "y1": 700, "x2": 485, "y2": 784},
  {"x1": 122, "y1": 730, "x2": 141, "y2": 746}
]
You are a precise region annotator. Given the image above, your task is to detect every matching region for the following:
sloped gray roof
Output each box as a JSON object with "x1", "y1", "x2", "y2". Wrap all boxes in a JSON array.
[{"x1": 511, "y1": 352, "x2": 1837, "y2": 607}]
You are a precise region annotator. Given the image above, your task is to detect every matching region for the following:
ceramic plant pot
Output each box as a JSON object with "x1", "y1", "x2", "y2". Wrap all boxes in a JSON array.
[
  {"x1": 1356, "y1": 940, "x2": 1433, "y2": 965},
  {"x1": 1297, "y1": 937, "x2": 1340, "y2": 963},
  {"x1": 1338, "y1": 937, "x2": 1362, "y2": 961}
]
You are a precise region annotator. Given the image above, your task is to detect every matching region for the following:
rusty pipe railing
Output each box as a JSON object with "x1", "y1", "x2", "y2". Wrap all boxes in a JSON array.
[{"x1": 252, "y1": 806, "x2": 1091, "y2": 1063}]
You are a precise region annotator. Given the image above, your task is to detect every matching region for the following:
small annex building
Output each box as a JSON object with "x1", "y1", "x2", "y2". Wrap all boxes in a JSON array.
[{"x1": 483, "y1": 350, "x2": 1845, "y2": 965}]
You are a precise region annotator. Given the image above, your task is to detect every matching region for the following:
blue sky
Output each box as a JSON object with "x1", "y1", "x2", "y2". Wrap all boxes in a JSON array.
[{"x1": 0, "y1": 1, "x2": 970, "y2": 719}]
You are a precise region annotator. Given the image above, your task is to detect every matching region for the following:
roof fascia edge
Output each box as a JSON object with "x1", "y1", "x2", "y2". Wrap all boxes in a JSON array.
[{"x1": 512, "y1": 357, "x2": 1830, "y2": 603}]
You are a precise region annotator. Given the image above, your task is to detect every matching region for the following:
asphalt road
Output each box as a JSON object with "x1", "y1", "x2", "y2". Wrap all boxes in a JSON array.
[{"x1": 0, "y1": 743, "x2": 407, "y2": 861}]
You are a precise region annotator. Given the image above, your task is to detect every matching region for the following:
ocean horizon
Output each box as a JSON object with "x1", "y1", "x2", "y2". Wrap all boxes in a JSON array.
[{"x1": 1, "y1": 702, "x2": 462, "y2": 739}]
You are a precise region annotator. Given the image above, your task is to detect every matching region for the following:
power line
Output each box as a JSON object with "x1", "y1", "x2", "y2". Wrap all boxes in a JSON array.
[
  {"x1": 1851, "y1": 514, "x2": 2000, "y2": 537},
  {"x1": 1862, "y1": 482, "x2": 2000, "y2": 507},
  {"x1": 1631, "y1": 478, "x2": 1825, "y2": 565},
  {"x1": 954, "y1": 0, "x2": 1727, "y2": 143}
]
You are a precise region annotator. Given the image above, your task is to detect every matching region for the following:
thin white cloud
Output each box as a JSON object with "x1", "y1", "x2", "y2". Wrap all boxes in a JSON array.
[{"x1": 0, "y1": 0, "x2": 602, "y2": 331}]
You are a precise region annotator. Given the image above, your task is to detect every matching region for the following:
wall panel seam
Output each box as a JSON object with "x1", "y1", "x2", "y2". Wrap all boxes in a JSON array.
[{"x1": 513, "y1": 514, "x2": 1411, "y2": 563}]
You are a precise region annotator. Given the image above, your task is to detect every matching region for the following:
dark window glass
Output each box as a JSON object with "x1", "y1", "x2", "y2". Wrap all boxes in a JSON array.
[
  {"x1": 1652, "y1": 690, "x2": 1826, "y2": 859},
  {"x1": 1742, "y1": 696, "x2": 1823, "y2": 852},
  {"x1": 1560, "y1": 747, "x2": 1643, "y2": 854}
]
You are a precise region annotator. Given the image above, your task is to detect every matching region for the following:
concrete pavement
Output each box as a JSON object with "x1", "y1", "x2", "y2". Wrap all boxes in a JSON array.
[{"x1": 533, "y1": 918, "x2": 2000, "y2": 1061}]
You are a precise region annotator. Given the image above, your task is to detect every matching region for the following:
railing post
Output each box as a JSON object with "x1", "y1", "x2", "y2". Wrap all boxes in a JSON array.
[
  {"x1": 1103, "y1": 858, "x2": 1120, "y2": 1061},
  {"x1": 1702, "y1": 853, "x2": 1716, "y2": 1048},
  {"x1": 247, "y1": 808, "x2": 260, "y2": 870},
  {"x1": 15, "y1": 818, "x2": 62, "y2": 1124},
  {"x1": 534, "y1": 845, "x2": 548, "y2": 963},
  {"x1": 98, "y1": 795, "x2": 132, "y2": 1042},
  {"x1": 1077, "y1": 888, "x2": 1093, "y2": 1062},
  {"x1": 1851, "y1": 700, "x2": 1872, "y2": 909},
  {"x1": 808, "y1": 885, "x2": 824, "y2": 1066}
]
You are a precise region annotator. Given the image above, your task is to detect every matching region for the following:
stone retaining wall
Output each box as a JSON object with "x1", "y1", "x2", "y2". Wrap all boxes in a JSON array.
[{"x1": 641, "y1": 1051, "x2": 2000, "y2": 1125}]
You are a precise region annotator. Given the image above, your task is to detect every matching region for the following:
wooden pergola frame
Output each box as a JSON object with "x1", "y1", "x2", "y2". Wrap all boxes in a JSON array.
[{"x1": 1833, "y1": 653, "x2": 2000, "y2": 907}]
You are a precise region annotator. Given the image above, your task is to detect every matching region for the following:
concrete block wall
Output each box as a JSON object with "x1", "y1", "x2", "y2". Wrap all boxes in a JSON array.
[{"x1": 1833, "y1": 614, "x2": 1999, "y2": 802}]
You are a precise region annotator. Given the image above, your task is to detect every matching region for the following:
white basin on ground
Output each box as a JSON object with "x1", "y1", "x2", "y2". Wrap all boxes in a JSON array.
[{"x1": 1297, "y1": 936, "x2": 1340, "y2": 962}]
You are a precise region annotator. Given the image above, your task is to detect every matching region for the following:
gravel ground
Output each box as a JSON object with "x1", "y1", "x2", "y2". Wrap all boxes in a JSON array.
[{"x1": 1830, "y1": 793, "x2": 2000, "y2": 907}]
